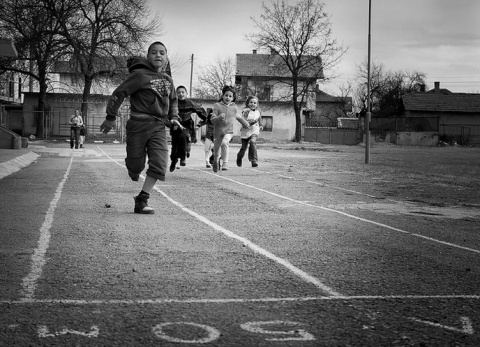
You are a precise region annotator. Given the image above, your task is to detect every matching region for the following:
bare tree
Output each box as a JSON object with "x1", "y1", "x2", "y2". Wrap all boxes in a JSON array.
[
  {"x1": 0, "y1": 0, "x2": 67, "y2": 137},
  {"x1": 193, "y1": 56, "x2": 236, "y2": 100},
  {"x1": 44, "y1": 0, "x2": 162, "y2": 120},
  {"x1": 246, "y1": 0, "x2": 346, "y2": 142},
  {"x1": 355, "y1": 59, "x2": 426, "y2": 117},
  {"x1": 354, "y1": 59, "x2": 386, "y2": 117}
]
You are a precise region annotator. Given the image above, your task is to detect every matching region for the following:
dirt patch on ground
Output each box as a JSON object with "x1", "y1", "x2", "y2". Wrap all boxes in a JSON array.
[{"x1": 262, "y1": 142, "x2": 480, "y2": 219}]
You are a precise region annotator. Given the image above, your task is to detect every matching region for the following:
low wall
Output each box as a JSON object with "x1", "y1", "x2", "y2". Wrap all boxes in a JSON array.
[
  {"x1": 364, "y1": 131, "x2": 439, "y2": 146},
  {"x1": 396, "y1": 132, "x2": 438, "y2": 146},
  {"x1": 304, "y1": 128, "x2": 360, "y2": 145},
  {"x1": 0, "y1": 126, "x2": 28, "y2": 149}
]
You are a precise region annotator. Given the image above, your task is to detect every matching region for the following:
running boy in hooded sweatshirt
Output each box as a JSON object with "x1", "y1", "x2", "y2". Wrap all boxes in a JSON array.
[
  {"x1": 100, "y1": 41, "x2": 181, "y2": 214},
  {"x1": 210, "y1": 85, "x2": 249, "y2": 172},
  {"x1": 169, "y1": 85, "x2": 206, "y2": 172}
]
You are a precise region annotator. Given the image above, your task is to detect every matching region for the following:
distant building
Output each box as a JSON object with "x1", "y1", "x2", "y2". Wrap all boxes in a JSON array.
[
  {"x1": 48, "y1": 58, "x2": 128, "y2": 95},
  {"x1": 235, "y1": 49, "x2": 323, "y2": 103},
  {"x1": 0, "y1": 38, "x2": 24, "y2": 148},
  {"x1": 403, "y1": 82, "x2": 480, "y2": 146}
]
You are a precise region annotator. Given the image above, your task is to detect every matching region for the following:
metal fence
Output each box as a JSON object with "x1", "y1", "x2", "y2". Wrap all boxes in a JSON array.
[
  {"x1": 439, "y1": 124, "x2": 480, "y2": 146},
  {"x1": 26, "y1": 102, "x2": 127, "y2": 142},
  {"x1": 370, "y1": 116, "x2": 439, "y2": 132}
]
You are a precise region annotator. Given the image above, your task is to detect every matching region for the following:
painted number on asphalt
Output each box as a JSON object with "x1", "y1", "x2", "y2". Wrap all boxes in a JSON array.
[
  {"x1": 152, "y1": 320, "x2": 315, "y2": 343},
  {"x1": 37, "y1": 325, "x2": 99, "y2": 338},
  {"x1": 152, "y1": 322, "x2": 221, "y2": 343},
  {"x1": 240, "y1": 321, "x2": 316, "y2": 341}
]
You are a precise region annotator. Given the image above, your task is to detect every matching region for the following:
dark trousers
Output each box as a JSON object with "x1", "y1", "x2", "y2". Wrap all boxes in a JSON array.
[
  {"x1": 125, "y1": 118, "x2": 168, "y2": 181},
  {"x1": 70, "y1": 127, "x2": 80, "y2": 149},
  {"x1": 170, "y1": 130, "x2": 189, "y2": 161},
  {"x1": 237, "y1": 135, "x2": 258, "y2": 163}
]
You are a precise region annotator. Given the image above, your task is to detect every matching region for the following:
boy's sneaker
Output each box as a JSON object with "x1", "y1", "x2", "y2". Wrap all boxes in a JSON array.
[
  {"x1": 236, "y1": 157, "x2": 242, "y2": 167},
  {"x1": 180, "y1": 159, "x2": 186, "y2": 166},
  {"x1": 169, "y1": 159, "x2": 178, "y2": 172},
  {"x1": 212, "y1": 159, "x2": 218, "y2": 172},
  {"x1": 128, "y1": 170, "x2": 139, "y2": 181},
  {"x1": 206, "y1": 162, "x2": 211, "y2": 168},
  {"x1": 222, "y1": 162, "x2": 228, "y2": 171},
  {"x1": 134, "y1": 194, "x2": 154, "y2": 214},
  {"x1": 252, "y1": 161, "x2": 258, "y2": 167}
]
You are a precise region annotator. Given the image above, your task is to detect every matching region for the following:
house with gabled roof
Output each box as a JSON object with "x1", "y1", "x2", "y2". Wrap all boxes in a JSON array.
[
  {"x1": 403, "y1": 82, "x2": 480, "y2": 146},
  {"x1": 234, "y1": 50, "x2": 356, "y2": 143},
  {"x1": 235, "y1": 49, "x2": 322, "y2": 102}
]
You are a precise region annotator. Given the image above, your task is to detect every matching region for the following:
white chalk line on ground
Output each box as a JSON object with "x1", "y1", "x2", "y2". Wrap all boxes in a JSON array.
[
  {"x1": 96, "y1": 147, "x2": 342, "y2": 297},
  {"x1": 20, "y1": 156, "x2": 74, "y2": 300},
  {"x1": 4, "y1": 294, "x2": 480, "y2": 305},
  {"x1": 262, "y1": 169, "x2": 411, "y2": 203},
  {"x1": 200, "y1": 169, "x2": 480, "y2": 255},
  {"x1": 7, "y1": 148, "x2": 479, "y2": 306}
]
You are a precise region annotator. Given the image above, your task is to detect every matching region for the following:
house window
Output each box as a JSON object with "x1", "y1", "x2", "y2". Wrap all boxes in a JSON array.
[
  {"x1": 70, "y1": 74, "x2": 81, "y2": 86},
  {"x1": 264, "y1": 86, "x2": 271, "y2": 101},
  {"x1": 262, "y1": 115, "x2": 273, "y2": 132}
]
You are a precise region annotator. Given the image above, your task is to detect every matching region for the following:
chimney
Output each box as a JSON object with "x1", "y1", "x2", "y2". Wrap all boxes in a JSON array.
[
  {"x1": 252, "y1": 49, "x2": 257, "y2": 54},
  {"x1": 419, "y1": 83, "x2": 426, "y2": 92},
  {"x1": 434, "y1": 81, "x2": 440, "y2": 92}
]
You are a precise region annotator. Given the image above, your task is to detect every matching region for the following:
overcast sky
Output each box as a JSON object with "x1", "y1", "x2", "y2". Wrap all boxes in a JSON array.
[{"x1": 149, "y1": 0, "x2": 480, "y2": 95}]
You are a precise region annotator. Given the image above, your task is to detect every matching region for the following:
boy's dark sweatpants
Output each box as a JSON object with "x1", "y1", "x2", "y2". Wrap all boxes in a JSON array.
[{"x1": 125, "y1": 118, "x2": 168, "y2": 181}]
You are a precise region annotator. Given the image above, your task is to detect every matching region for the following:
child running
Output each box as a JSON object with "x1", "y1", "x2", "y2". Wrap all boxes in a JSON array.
[
  {"x1": 100, "y1": 41, "x2": 181, "y2": 214},
  {"x1": 210, "y1": 85, "x2": 249, "y2": 172},
  {"x1": 237, "y1": 95, "x2": 263, "y2": 167},
  {"x1": 197, "y1": 108, "x2": 215, "y2": 168},
  {"x1": 169, "y1": 85, "x2": 206, "y2": 172}
]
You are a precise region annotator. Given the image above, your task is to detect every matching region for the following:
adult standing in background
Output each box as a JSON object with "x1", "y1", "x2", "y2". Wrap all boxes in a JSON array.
[{"x1": 68, "y1": 109, "x2": 83, "y2": 149}]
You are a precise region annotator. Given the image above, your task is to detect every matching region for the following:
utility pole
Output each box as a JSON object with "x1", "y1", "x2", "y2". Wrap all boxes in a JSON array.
[
  {"x1": 189, "y1": 54, "x2": 194, "y2": 96},
  {"x1": 365, "y1": 0, "x2": 372, "y2": 164}
]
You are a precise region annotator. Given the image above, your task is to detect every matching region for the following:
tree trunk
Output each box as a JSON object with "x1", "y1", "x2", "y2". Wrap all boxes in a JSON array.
[
  {"x1": 292, "y1": 80, "x2": 302, "y2": 143},
  {"x1": 294, "y1": 107, "x2": 302, "y2": 142},
  {"x1": 35, "y1": 74, "x2": 48, "y2": 139},
  {"x1": 81, "y1": 76, "x2": 94, "y2": 134}
]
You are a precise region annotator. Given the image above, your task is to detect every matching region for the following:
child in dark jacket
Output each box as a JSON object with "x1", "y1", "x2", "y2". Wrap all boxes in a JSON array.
[
  {"x1": 169, "y1": 85, "x2": 206, "y2": 172},
  {"x1": 100, "y1": 41, "x2": 181, "y2": 214}
]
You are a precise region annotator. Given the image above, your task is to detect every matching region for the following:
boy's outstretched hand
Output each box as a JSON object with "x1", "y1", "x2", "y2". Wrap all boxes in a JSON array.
[{"x1": 100, "y1": 119, "x2": 116, "y2": 134}]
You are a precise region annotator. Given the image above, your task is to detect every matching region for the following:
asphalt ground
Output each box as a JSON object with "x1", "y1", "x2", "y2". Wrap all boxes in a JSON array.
[{"x1": 1, "y1": 140, "x2": 479, "y2": 346}]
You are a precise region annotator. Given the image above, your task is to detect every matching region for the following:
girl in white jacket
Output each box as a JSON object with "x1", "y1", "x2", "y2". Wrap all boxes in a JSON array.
[{"x1": 237, "y1": 96, "x2": 263, "y2": 167}]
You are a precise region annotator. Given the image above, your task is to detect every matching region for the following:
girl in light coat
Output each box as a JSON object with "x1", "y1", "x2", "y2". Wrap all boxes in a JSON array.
[{"x1": 210, "y1": 85, "x2": 249, "y2": 172}]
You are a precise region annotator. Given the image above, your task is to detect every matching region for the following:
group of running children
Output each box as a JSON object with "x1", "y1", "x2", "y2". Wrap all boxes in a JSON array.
[
  {"x1": 171, "y1": 85, "x2": 263, "y2": 172},
  {"x1": 99, "y1": 41, "x2": 263, "y2": 214}
]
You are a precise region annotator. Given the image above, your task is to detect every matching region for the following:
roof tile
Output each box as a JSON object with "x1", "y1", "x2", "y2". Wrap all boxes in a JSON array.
[{"x1": 403, "y1": 93, "x2": 480, "y2": 113}]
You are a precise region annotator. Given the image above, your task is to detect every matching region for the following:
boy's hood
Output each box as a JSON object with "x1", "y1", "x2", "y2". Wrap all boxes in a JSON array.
[{"x1": 127, "y1": 56, "x2": 157, "y2": 73}]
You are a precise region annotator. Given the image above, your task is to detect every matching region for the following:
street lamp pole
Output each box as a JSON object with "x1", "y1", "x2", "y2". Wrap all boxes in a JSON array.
[
  {"x1": 365, "y1": 0, "x2": 372, "y2": 164},
  {"x1": 189, "y1": 54, "x2": 194, "y2": 96}
]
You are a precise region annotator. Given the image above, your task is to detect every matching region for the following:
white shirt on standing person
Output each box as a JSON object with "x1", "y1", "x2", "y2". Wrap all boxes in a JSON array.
[{"x1": 69, "y1": 110, "x2": 83, "y2": 128}]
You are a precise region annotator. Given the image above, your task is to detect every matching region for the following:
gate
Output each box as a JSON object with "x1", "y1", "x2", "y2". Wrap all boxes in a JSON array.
[{"x1": 48, "y1": 100, "x2": 127, "y2": 143}]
